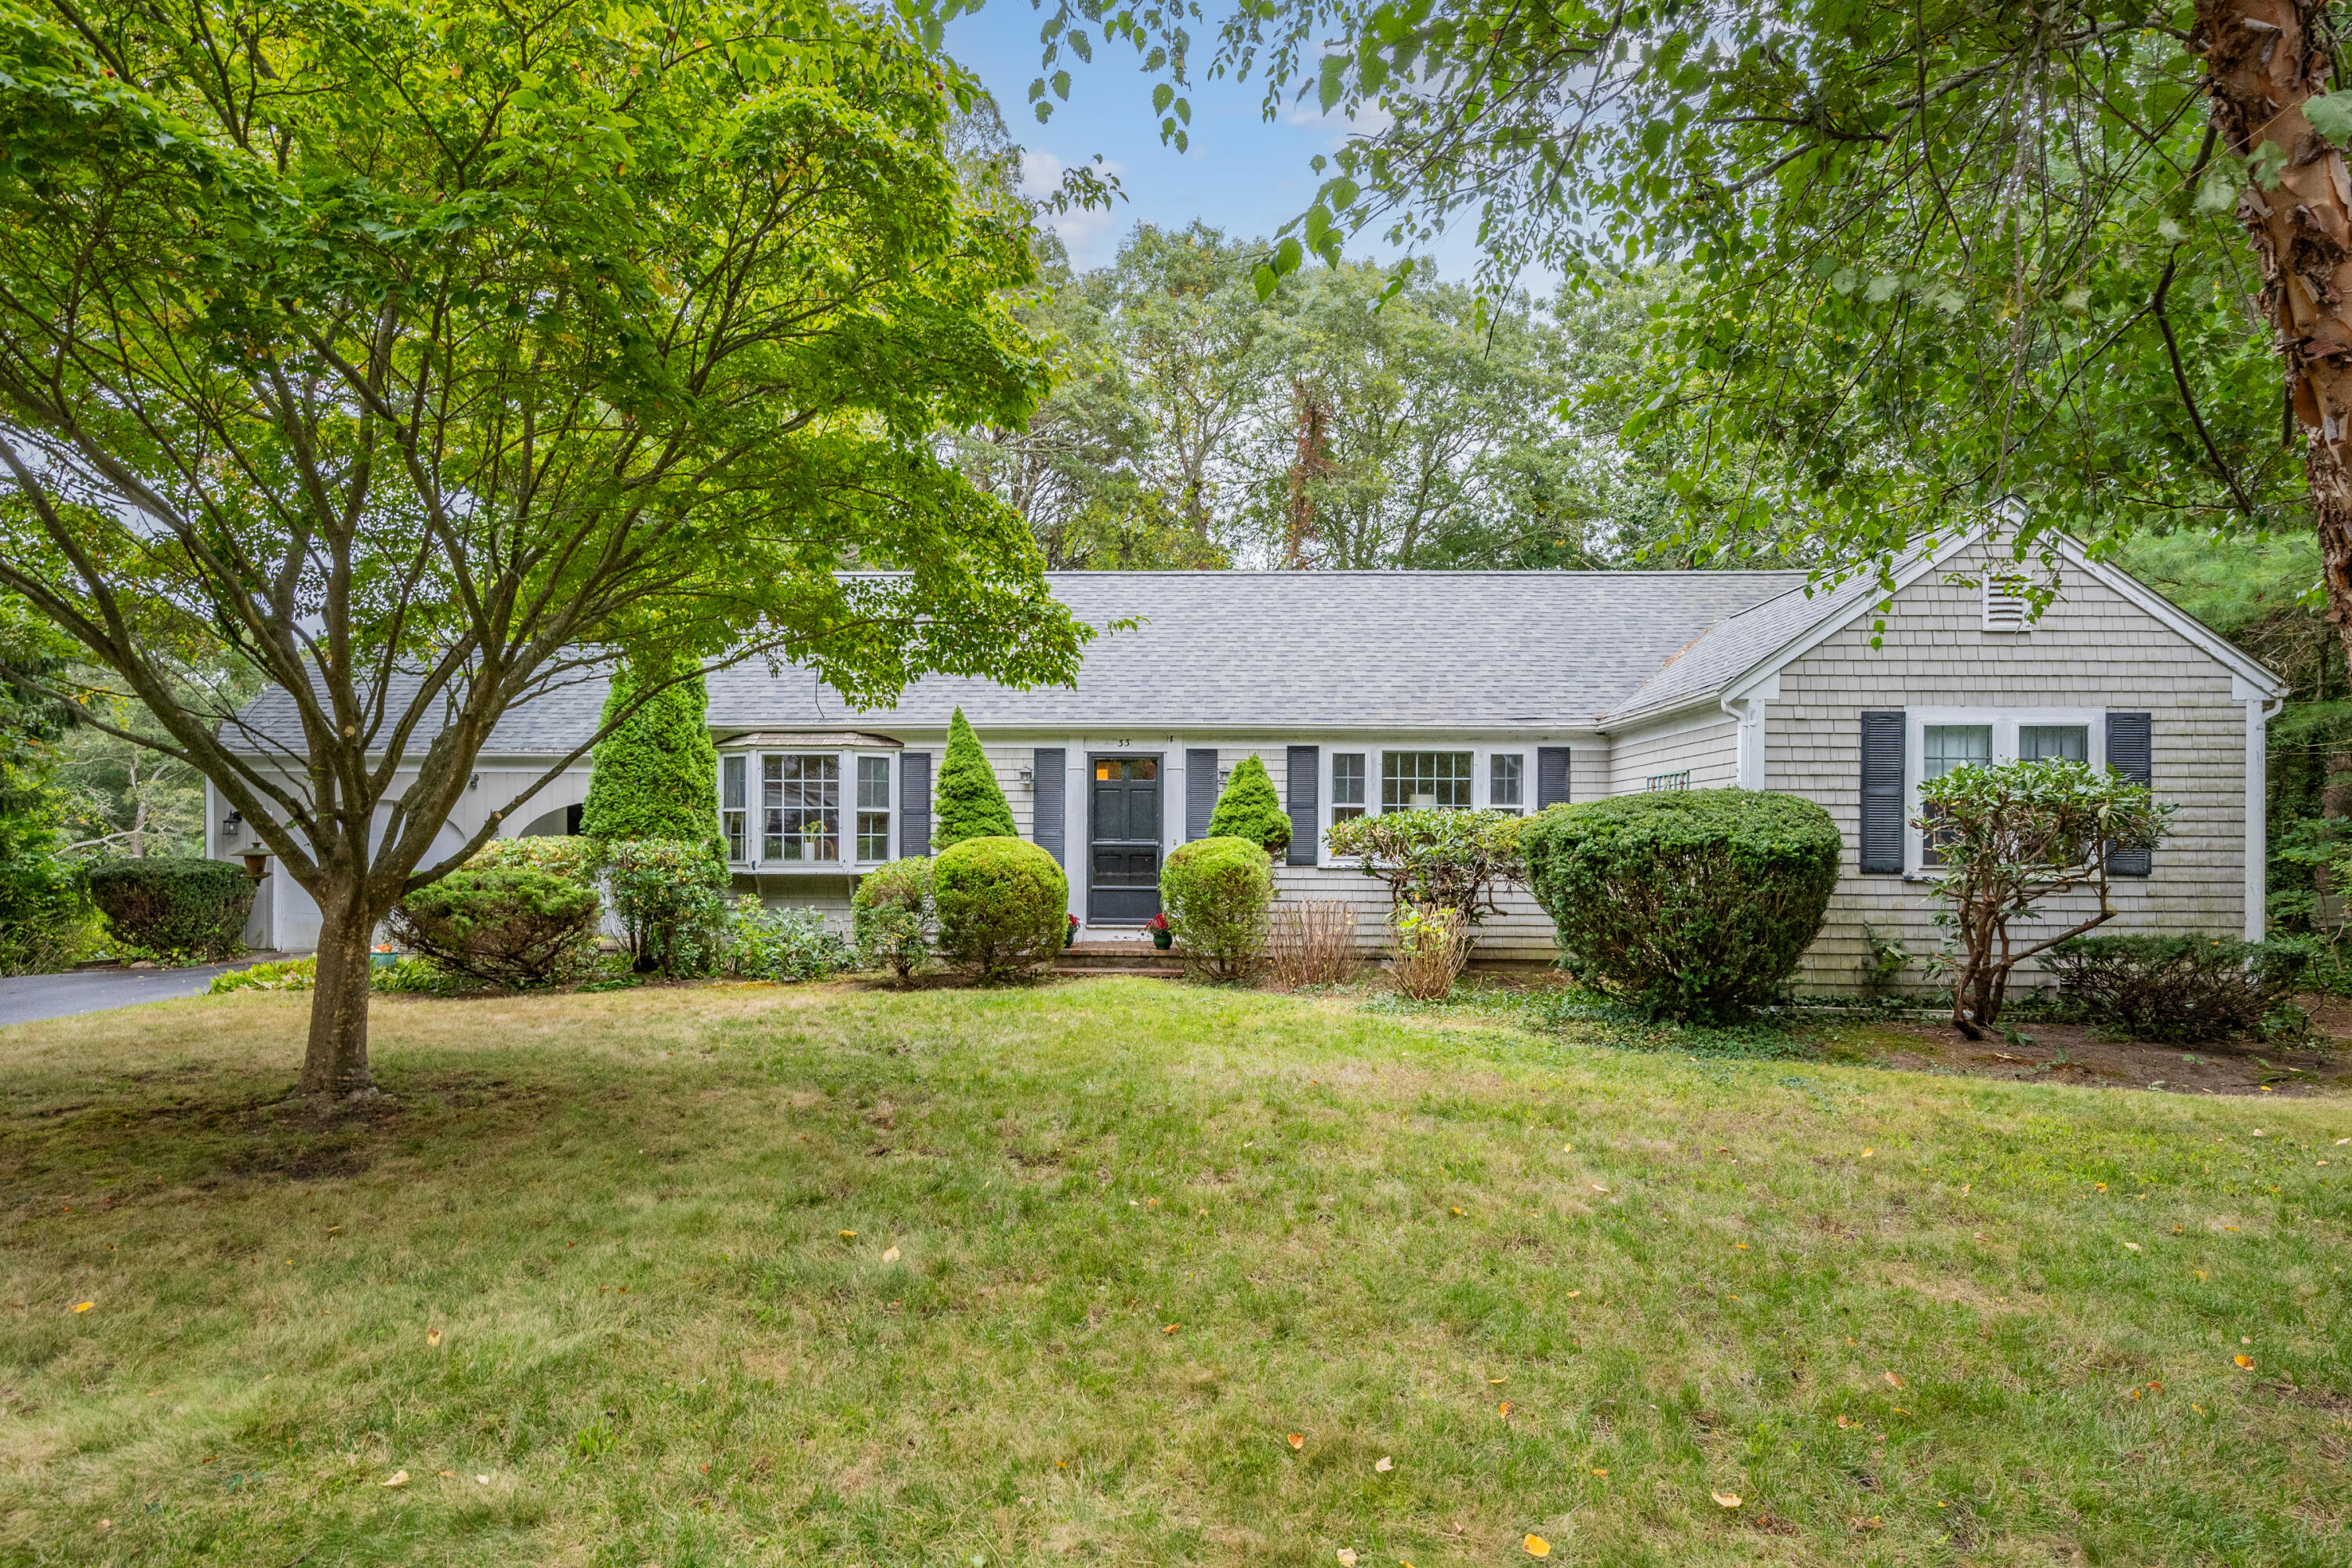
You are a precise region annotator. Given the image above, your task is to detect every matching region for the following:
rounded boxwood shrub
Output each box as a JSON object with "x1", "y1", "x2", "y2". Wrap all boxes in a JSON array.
[
  {"x1": 1160, "y1": 835, "x2": 1273, "y2": 980},
  {"x1": 1521, "y1": 789, "x2": 1840, "y2": 1022},
  {"x1": 86, "y1": 855, "x2": 256, "y2": 963},
  {"x1": 1206, "y1": 755, "x2": 1290, "y2": 856},
  {"x1": 931, "y1": 836, "x2": 1066, "y2": 983},
  {"x1": 388, "y1": 866, "x2": 602, "y2": 987},
  {"x1": 468, "y1": 834, "x2": 597, "y2": 883},
  {"x1": 852, "y1": 855, "x2": 933, "y2": 983}
]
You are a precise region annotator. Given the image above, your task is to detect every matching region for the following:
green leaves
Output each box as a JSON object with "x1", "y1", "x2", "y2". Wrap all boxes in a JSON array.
[{"x1": 2303, "y1": 91, "x2": 2352, "y2": 143}]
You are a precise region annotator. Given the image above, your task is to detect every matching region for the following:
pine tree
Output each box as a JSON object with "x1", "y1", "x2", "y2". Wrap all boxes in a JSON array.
[
  {"x1": 579, "y1": 655, "x2": 720, "y2": 844},
  {"x1": 933, "y1": 706, "x2": 1014, "y2": 849},
  {"x1": 1206, "y1": 753, "x2": 1290, "y2": 855}
]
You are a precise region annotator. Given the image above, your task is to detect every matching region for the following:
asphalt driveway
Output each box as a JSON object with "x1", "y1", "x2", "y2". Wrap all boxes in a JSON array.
[{"x1": 0, "y1": 958, "x2": 299, "y2": 1028}]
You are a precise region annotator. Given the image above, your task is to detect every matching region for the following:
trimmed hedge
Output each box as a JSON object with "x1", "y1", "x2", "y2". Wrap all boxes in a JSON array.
[
  {"x1": 2045, "y1": 934, "x2": 2310, "y2": 1044},
  {"x1": 934, "y1": 706, "x2": 1014, "y2": 849},
  {"x1": 86, "y1": 856, "x2": 255, "y2": 963},
  {"x1": 469, "y1": 835, "x2": 597, "y2": 881},
  {"x1": 1521, "y1": 789, "x2": 1840, "y2": 1021},
  {"x1": 851, "y1": 855, "x2": 933, "y2": 983},
  {"x1": 1206, "y1": 755, "x2": 1290, "y2": 856},
  {"x1": 932, "y1": 835, "x2": 1065, "y2": 983},
  {"x1": 1160, "y1": 835, "x2": 1272, "y2": 980},
  {"x1": 388, "y1": 866, "x2": 602, "y2": 987},
  {"x1": 580, "y1": 655, "x2": 720, "y2": 845}
]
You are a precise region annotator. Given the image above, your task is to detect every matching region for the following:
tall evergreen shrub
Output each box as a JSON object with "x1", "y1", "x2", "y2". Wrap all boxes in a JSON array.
[
  {"x1": 580, "y1": 655, "x2": 720, "y2": 845},
  {"x1": 1206, "y1": 754, "x2": 1291, "y2": 855},
  {"x1": 933, "y1": 706, "x2": 1014, "y2": 849}
]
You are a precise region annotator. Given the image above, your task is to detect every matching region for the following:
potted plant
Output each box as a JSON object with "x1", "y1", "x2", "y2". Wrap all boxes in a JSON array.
[
  {"x1": 1065, "y1": 913, "x2": 1080, "y2": 949},
  {"x1": 1145, "y1": 911, "x2": 1173, "y2": 951}
]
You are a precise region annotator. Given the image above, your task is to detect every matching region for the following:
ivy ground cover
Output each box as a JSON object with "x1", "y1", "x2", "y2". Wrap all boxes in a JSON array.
[{"x1": 1, "y1": 981, "x2": 2345, "y2": 1565}]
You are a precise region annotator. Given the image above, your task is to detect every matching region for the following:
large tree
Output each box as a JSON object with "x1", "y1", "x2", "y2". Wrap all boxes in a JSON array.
[
  {"x1": 994, "y1": 0, "x2": 2351, "y2": 641},
  {"x1": 0, "y1": 0, "x2": 1087, "y2": 1098}
]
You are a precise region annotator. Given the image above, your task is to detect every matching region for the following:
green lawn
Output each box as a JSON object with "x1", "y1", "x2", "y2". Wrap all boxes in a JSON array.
[{"x1": 2, "y1": 978, "x2": 2347, "y2": 1566}]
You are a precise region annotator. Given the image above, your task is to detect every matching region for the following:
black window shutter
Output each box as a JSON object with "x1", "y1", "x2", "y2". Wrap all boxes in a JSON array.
[
  {"x1": 2106, "y1": 712, "x2": 2154, "y2": 877},
  {"x1": 1859, "y1": 711, "x2": 1905, "y2": 874},
  {"x1": 1535, "y1": 746, "x2": 1572, "y2": 809},
  {"x1": 1033, "y1": 748, "x2": 1065, "y2": 865},
  {"x1": 1185, "y1": 748, "x2": 1219, "y2": 841},
  {"x1": 1285, "y1": 746, "x2": 1319, "y2": 866},
  {"x1": 900, "y1": 750, "x2": 932, "y2": 856}
]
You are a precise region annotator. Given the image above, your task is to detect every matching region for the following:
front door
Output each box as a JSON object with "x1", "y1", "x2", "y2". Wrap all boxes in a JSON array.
[{"x1": 1088, "y1": 754, "x2": 1163, "y2": 924}]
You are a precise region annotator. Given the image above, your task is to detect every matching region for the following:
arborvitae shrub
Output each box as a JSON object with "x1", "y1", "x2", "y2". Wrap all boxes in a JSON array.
[
  {"x1": 1205, "y1": 755, "x2": 1290, "y2": 855},
  {"x1": 932, "y1": 707, "x2": 1014, "y2": 850},
  {"x1": 580, "y1": 655, "x2": 720, "y2": 846},
  {"x1": 1521, "y1": 789, "x2": 1840, "y2": 1021},
  {"x1": 1159, "y1": 835, "x2": 1272, "y2": 980},
  {"x1": 86, "y1": 856, "x2": 255, "y2": 962},
  {"x1": 388, "y1": 866, "x2": 601, "y2": 986},
  {"x1": 851, "y1": 856, "x2": 933, "y2": 983},
  {"x1": 931, "y1": 836, "x2": 1065, "y2": 982}
]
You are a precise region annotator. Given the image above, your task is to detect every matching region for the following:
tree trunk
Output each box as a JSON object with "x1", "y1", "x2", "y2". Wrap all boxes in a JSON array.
[
  {"x1": 300, "y1": 886, "x2": 378, "y2": 1100},
  {"x1": 2201, "y1": 1, "x2": 2352, "y2": 677}
]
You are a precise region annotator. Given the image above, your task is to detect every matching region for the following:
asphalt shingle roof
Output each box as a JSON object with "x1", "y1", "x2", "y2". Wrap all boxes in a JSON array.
[
  {"x1": 229, "y1": 569, "x2": 1821, "y2": 755},
  {"x1": 1599, "y1": 569, "x2": 1895, "y2": 725}
]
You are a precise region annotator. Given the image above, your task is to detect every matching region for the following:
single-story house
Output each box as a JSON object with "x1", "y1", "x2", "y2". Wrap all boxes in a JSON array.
[{"x1": 212, "y1": 528, "x2": 2285, "y2": 992}]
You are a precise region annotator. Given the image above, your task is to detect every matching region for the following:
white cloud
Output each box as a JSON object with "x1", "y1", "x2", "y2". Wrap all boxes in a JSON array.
[{"x1": 1019, "y1": 150, "x2": 1129, "y2": 267}]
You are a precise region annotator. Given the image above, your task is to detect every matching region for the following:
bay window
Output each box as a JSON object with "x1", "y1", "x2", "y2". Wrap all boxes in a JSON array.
[
  {"x1": 856, "y1": 756, "x2": 891, "y2": 861},
  {"x1": 721, "y1": 755, "x2": 746, "y2": 862},
  {"x1": 724, "y1": 746, "x2": 893, "y2": 867}
]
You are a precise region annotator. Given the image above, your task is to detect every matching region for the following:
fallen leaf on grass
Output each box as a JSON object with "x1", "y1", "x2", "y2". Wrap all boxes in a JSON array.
[
  {"x1": 1712, "y1": 1491, "x2": 1741, "y2": 1508},
  {"x1": 1523, "y1": 1534, "x2": 1550, "y2": 1557},
  {"x1": 1591, "y1": 1467, "x2": 1607, "y2": 1476},
  {"x1": 1163, "y1": 1324, "x2": 1180, "y2": 1334},
  {"x1": 2122, "y1": 1243, "x2": 2140, "y2": 1253},
  {"x1": 426, "y1": 1327, "x2": 442, "y2": 1347},
  {"x1": 1337, "y1": 1550, "x2": 1358, "y2": 1566},
  {"x1": 881, "y1": 1246, "x2": 900, "y2": 1263},
  {"x1": 476, "y1": 1475, "x2": 490, "y2": 1484},
  {"x1": 1375, "y1": 1456, "x2": 1393, "y2": 1472},
  {"x1": 1836, "y1": 1415, "x2": 1857, "y2": 1429},
  {"x1": 1497, "y1": 1402, "x2": 1512, "y2": 1417},
  {"x1": 72, "y1": 1301, "x2": 93, "y2": 1313},
  {"x1": 381, "y1": 1470, "x2": 408, "y2": 1488},
  {"x1": 1860, "y1": 1149, "x2": 1872, "y2": 1159},
  {"x1": 1882, "y1": 1371, "x2": 1904, "y2": 1389},
  {"x1": 1589, "y1": 1183, "x2": 1608, "y2": 1194},
  {"x1": 436, "y1": 1470, "x2": 456, "y2": 1479},
  {"x1": 1287, "y1": 1433, "x2": 1305, "y2": 1450},
  {"x1": 1565, "y1": 1290, "x2": 1581, "y2": 1298},
  {"x1": 1488, "y1": 1377, "x2": 1505, "y2": 1385},
  {"x1": 2234, "y1": 1355, "x2": 2255, "y2": 1370},
  {"x1": 839, "y1": 1230, "x2": 856, "y2": 1240}
]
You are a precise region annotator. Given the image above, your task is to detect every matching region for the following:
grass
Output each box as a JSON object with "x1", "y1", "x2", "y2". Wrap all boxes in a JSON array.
[{"x1": 2, "y1": 978, "x2": 2347, "y2": 1566}]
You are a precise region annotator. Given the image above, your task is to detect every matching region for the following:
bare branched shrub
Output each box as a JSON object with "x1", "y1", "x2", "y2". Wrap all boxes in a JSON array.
[
  {"x1": 1266, "y1": 900, "x2": 1358, "y2": 989},
  {"x1": 1387, "y1": 903, "x2": 1469, "y2": 1001}
]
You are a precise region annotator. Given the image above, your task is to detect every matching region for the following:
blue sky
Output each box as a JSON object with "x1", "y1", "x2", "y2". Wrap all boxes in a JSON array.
[{"x1": 941, "y1": 2, "x2": 1486, "y2": 279}]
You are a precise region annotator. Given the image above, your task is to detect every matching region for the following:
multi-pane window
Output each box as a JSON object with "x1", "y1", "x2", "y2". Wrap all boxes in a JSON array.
[
  {"x1": 1921, "y1": 725, "x2": 1991, "y2": 865},
  {"x1": 763, "y1": 753, "x2": 839, "y2": 862},
  {"x1": 1383, "y1": 750, "x2": 1473, "y2": 811},
  {"x1": 721, "y1": 755, "x2": 747, "y2": 862},
  {"x1": 855, "y1": 755, "x2": 891, "y2": 862},
  {"x1": 2018, "y1": 724, "x2": 2089, "y2": 763},
  {"x1": 1923, "y1": 724, "x2": 1993, "y2": 780},
  {"x1": 1331, "y1": 753, "x2": 1367, "y2": 822},
  {"x1": 1490, "y1": 753, "x2": 1524, "y2": 813}
]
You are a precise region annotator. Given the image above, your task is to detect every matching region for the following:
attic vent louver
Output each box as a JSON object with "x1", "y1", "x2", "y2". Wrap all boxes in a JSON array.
[{"x1": 1982, "y1": 575, "x2": 2031, "y2": 633}]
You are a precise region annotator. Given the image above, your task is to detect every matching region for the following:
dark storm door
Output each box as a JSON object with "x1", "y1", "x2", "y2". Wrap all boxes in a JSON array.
[{"x1": 1088, "y1": 754, "x2": 1163, "y2": 924}]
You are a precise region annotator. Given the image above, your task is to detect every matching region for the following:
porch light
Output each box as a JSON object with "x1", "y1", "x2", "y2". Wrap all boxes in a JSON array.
[{"x1": 220, "y1": 810, "x2": 241, "y2": 840}]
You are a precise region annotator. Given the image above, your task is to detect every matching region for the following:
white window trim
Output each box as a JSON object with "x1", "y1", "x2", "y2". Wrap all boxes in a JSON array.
[
  {"x1": 1903, "y1": 707, "x2": 2101, "y2": 877},
  {"x1": 1317, "y1": 745, "x2": 1528, "y2": 867},
  {"x1": 717, "y1": 747, "x2": 895, "y2": 871}
]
